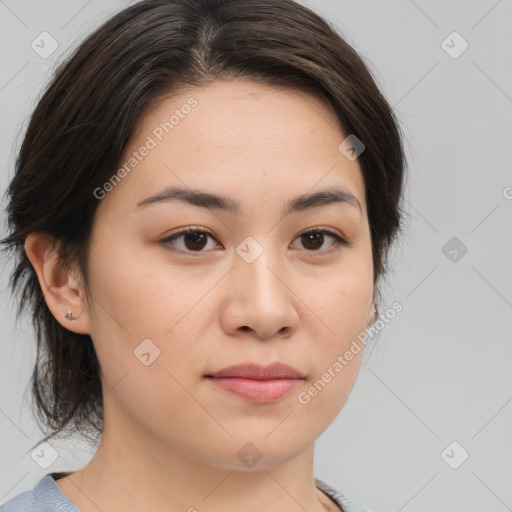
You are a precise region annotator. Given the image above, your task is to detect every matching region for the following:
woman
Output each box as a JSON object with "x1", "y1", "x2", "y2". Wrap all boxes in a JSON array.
[{"x1": 0, "y1": 0, "x2": 406, "y2": 510}]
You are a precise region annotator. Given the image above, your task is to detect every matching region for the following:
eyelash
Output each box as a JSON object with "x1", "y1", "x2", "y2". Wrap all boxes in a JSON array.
[{"x1": 161, "y1": 226, "x2": 350, "y2": 256}]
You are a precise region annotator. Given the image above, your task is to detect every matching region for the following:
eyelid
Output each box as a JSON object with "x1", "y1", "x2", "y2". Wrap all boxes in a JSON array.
[{"x1": 300, "y1": 226, "x2": 349, "y2": 243}]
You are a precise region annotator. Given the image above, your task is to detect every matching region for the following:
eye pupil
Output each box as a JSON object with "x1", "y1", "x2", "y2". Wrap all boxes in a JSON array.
[
  {"x1": 184, "y1": 231, "x2": 207, "y2": 250},
  {"x1": 302, "y1": 231, "x2": 323, "y2": 250}
]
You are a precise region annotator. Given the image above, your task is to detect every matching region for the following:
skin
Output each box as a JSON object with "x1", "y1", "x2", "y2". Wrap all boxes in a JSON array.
[{"x1": 25, "y1": 79, "x2": 376, "y2": 512}]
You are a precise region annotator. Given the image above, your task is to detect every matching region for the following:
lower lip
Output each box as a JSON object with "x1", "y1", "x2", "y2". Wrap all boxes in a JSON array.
[{"x1": 206, "y1": 377, "x2": 303, "y2": 403}]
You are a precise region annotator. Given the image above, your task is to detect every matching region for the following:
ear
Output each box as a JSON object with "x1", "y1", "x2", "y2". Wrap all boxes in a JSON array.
[
  {"x1": 367, "y1": 286, "x2": 378, "y2": 326},
  {"x1": 367, "y1": 301, "x2": 377, "y2": 325},
  {"x1": 24, "y1": 232, "x2": 91, "y2": 334}
]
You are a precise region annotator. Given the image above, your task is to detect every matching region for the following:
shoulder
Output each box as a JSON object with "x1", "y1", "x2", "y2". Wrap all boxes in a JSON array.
[
  {"x1": 315, "y1": 478, "x2": 373, "y2": 512},
  {"x1": 0, "y1": 474, "x2": 78, "y2": 512}
]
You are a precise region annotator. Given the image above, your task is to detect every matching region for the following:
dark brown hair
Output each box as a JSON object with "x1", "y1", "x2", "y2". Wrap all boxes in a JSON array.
[{"x1": 1, "y1": 0, "x2": 407, "y2": 449}]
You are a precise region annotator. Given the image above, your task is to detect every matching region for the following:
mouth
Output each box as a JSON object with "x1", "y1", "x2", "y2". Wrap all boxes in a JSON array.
[{"x1": 204, "y1": 362, "x2": 305, "y2": 403}]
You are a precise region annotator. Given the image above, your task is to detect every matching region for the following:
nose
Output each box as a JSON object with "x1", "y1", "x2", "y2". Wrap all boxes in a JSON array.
[{"x1": 219, "y1": 243, "x2": 300, "y2": 340}]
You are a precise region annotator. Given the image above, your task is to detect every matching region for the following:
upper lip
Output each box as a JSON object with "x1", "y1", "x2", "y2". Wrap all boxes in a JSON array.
[{"x1": 206, "y1": 362, "x2": 303, "y2": 380}]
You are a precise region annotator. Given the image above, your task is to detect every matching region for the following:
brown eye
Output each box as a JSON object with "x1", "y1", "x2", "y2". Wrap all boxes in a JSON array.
[
  {"x1": 301, "y1": 231, "x2": 325, "y2": 250},
  {"x1": 292, "y1": 228, "x2": 348, "y2": 253},
  {"x1": 182, "y1": 231, "x2": 208, "y2": 250},
  {"x1": 162, "y1": 228, "x2": 220, "y2": 254}
]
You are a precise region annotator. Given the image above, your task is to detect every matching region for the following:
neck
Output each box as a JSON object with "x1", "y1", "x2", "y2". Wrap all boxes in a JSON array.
[{"x1": 55, "y1": 401, "x2": 338, "y2": 512}]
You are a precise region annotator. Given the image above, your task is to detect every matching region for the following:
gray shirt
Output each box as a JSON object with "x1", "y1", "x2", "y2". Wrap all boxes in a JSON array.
[{"x1": 0, "y1": 472, "x2": 368, "y2": 512}]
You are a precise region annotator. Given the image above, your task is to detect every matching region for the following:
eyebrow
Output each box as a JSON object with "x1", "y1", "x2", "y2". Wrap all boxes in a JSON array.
[{"x1": 136, "y1": 186, "x2": 362, "y2": 216}]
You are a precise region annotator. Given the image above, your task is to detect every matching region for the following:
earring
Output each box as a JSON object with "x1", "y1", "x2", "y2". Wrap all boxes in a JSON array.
[{"x1": 65, "y1": 311, "x2": 80, "y2": 321}]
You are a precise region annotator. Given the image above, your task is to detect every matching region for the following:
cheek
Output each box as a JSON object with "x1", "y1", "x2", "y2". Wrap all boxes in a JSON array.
[
  {"x1": 300, "y1": 245, "x2": 374, "y2": 345},
  {"x1": 295, "y1": 352, "x2": 362, "y2": 440},
  {"x1": 84, "y1": 239, "x2": 217, "y2": 448},
  {"x1": 296, "y1": 245, "x2": 373, "y2": 408},
  {"x1": 292, "y1": 282, "x2": 368, "y2": 443},
  {"x1": 85, "y1": 234, "x2": 220, "y2": 402},
  {"x1": 86, "y1": 232, "x2": 216, "y2": 341}
]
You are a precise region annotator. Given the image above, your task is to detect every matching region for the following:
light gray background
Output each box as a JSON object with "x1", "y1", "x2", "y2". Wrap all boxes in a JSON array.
[{"x1": 0, "y1": 1, "x2": 511, "y2": 511}]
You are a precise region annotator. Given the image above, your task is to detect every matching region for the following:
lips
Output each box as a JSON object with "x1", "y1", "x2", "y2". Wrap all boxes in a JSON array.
[
  {"x1": 205, "y1": 362, "x2": 303, "y2": 380},
  {"x1": 205, "y1": 362, "x2": 304, "y2": 403}
]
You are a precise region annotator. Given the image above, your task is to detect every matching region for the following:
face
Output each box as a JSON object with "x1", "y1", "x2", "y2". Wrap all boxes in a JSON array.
[{"x1": 84, "y1": 79, "x2": 374, "y2": 470}]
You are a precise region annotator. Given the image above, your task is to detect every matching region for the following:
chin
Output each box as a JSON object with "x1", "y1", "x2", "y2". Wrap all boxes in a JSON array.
[{"x1": 195, "y1": 435, "x2": 312, "y2": 472}]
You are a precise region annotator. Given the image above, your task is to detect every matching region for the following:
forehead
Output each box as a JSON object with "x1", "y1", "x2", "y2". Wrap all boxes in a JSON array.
[
  {"x1": 100, "y1": 79, "x2": 367, "y2": 217},
  {"x1": 140, "y1": 79, "x2": 345, "y2": 151}
]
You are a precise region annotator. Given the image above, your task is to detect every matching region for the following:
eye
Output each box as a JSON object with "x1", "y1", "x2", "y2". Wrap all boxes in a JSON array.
[
  {"x1": 161, "y1": 227, "x2": 221, "y2": 255},
  {"x1": 161, "y1": 226, "x2": 349, "y2": 256},
  {"x1": 291, "y1": 228, "x2": 349, "y2": 253}
]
